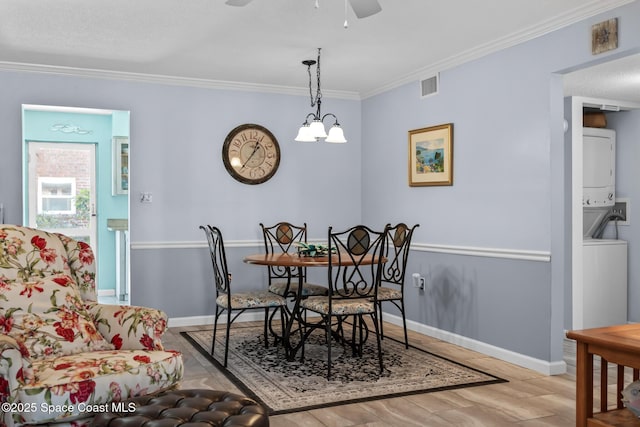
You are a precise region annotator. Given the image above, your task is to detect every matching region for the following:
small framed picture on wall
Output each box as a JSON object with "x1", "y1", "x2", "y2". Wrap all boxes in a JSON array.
[{"x1": 408, "y1": 123, "x2": 453, "y2": 187}]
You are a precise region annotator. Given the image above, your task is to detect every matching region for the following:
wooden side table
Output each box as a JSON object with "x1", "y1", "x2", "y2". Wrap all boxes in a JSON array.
[{"x1": 566, "y1": 324, "x2": 640, "y2": 426}]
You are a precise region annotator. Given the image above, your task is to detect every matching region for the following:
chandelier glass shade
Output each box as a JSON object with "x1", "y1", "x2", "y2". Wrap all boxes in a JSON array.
[{"x1": 294, "y1": 48, "x2": 347, "y2": 143}]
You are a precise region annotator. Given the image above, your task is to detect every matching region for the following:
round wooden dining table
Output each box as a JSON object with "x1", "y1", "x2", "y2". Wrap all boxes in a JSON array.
[
  {"x1": 243, "y1": 252, "x2": 383, "y2": 361},
  {"x1": 244, "y1": 252, "x2": 381, "y2": 268}
]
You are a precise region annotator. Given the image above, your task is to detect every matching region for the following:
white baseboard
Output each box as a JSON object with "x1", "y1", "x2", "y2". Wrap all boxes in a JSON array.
[
  {"x1": 381, "y1": 313, "x2": 566, "y2": 376},
  {"x1": 168, "y1": 314, "x2": 217, "y2": 327},
  {"x1": 169, "y1": 311, "x2": 566, "y2": 376},
  {"x1": 97, "y1": 289, "x2": 115, "y2": 297}
]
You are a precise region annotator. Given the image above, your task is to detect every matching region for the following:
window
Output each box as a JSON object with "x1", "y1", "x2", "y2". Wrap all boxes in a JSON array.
[{"x1": 38, "y1": 177, "x2": 76, "y2": 214}]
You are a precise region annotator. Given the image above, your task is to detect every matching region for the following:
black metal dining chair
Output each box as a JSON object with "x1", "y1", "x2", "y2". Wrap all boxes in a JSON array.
[
  {"x1": 377, "y1": 223, "x2": 419, "y2": 348},
  {"x1": 200, "y1": 225, "x2": 287, "y2": 367},
  {"x1": 260, "y1": 222, "x2": 328, "y2": 298},
  {"x1": 299, "y1": 224, "x2": 388, "y2": 379}
]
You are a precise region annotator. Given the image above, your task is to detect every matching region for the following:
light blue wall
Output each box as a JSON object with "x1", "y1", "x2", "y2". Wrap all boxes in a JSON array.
[
  {"x1": 127, "y1": 86, "x2": 361, "y2": 243},
  {"x1": 112, "y1": 110, "x2": 130, "y2": 136},
  {"x1": 22, "y1": 109, "x2": 129, "y2": 293},
  {"x1": 361, "y1": 1, "x2": 640, "y2": 364}
]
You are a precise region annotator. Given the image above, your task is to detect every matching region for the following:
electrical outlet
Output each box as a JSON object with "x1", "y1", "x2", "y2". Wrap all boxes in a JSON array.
[
  {"x1": 612, "y1": 198, "x2": 630, "y2": 225},
  {"x1": 412, "y1": 273, "x2": 425, "y2": 289}
]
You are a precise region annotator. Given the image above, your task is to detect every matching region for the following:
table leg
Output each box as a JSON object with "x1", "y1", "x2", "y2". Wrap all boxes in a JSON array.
[
  {"x1": 575, "y1": 342, "x2": 593, "y2": 427},
  {"x1": 601, "y1": 358, "x2": 608, "y2": 413},
  {"x1": 283, "y1": 269, "x2": 305, "y2": 361},
  {"x1": 617, "y1": 365, "x2": 624, "y2": 410}
]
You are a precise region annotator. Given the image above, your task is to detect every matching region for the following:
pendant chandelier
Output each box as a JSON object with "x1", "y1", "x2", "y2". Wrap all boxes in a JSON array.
[{"x1": 295, "y1": 48, "x2": 347, "y2": 143}]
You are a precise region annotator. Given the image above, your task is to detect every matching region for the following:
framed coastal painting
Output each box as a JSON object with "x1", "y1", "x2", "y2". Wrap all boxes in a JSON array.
[{"x1": 408, "y1": 123, "x2": 453, "y2": 187}]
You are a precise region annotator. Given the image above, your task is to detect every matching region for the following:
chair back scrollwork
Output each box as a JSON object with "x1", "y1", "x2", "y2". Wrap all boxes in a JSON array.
[
  {"x1": 382, "y1": 223, "x2": 419, "y2": 285},
  {"x1": 328, "y1": 224, "x2": 388, "y2": 300},
  {"x1": 200, "y1": 225, "x2": 231, "y2": 296},
  {"x1": 261, "y1": 222, "x2": 307, "y2": 253},
  {"x1": 260, "y1": 222, "x2": 308, "y2": 291}
]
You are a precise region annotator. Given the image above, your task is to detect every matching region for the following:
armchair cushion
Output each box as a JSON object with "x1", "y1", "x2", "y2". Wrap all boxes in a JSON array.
[
  {"x1": 0, "y1": 334, "x2": 35, "y2": 391},
  {"x1": 0, "y1": 275, "x2": 114, "y2": 362},
  {"x1": 9, "y1": 348, "x2": 183, "y2": 425},
  {"x1": 87, "y1": 303, "x2": 168, "y2": 351}
]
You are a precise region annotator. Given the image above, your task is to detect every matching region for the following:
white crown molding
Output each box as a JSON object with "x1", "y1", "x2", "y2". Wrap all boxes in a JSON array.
[
  {"x1": 0, "y1": 0, "x2": 632, "y2": 101},
  {"x1": 360, "y1": 0, "x2": 637, "y2": 99},
  {"x1": 0, "y1": 61, "x2": 360, "y2": 101}
]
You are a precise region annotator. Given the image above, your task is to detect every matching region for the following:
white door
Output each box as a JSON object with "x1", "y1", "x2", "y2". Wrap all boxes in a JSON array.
[{"x1": 27, "y1": 142, "x2": 98, "y2": 250}]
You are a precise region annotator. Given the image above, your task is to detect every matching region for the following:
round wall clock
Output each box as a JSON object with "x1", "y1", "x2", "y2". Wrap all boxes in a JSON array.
[{"x1": 222, "y1": 123, "x2": 281, "y2": 185}]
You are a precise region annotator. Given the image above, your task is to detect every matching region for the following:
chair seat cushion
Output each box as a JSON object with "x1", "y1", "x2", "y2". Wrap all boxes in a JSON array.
[
  {"x1": 376, "y1": 286, "x2": 402, "y2": 301},
  {"x1": 216, "y1": 292, "x2": 286, "y2": 309},
  {"x1": 268, "y1": 281, "x2": 328, "y2": 297},
  {"x1": 300, "y1": 296, "x2": 375, "y2": 315},
  {"x1": 14, "y1": 349, "x2": 183, "y2": 425}
]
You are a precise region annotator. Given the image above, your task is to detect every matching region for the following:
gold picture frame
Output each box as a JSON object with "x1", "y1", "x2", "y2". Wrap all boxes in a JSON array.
[{"x1": 408, "y1": 123, "x2": 453, "y2": 187}]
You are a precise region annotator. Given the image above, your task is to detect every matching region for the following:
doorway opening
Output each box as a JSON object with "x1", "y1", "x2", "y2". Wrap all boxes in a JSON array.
[
  {"x1": 22, "y1": 105, "x2": 130, "y2": 305},
  {"x1": 567, "y1": 97, "x2": 640, "y2": 330}
]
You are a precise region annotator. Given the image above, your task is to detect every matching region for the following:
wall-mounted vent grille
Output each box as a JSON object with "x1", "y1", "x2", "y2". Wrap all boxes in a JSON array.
[{"x1": 421, "y1": 74, "x2": 439, "y2": 98}]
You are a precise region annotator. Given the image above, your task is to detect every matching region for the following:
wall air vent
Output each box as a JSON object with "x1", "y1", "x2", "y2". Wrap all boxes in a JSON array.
[{"x1": 420, "y1": 74, "x2": 439, "y2": 98}]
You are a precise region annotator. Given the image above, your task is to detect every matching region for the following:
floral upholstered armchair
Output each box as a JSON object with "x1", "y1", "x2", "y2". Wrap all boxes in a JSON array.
[{"x1": 0, "y1": 225, "x2": 183, "y2": 427}]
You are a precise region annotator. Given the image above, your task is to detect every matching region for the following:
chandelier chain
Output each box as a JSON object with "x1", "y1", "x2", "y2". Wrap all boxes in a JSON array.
[{"x1": 307, "y1": 48, "x2": 322, "y2": 109}]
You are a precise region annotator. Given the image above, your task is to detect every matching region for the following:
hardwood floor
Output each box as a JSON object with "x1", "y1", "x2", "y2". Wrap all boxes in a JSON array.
[{"x1": 165, "y1": 322, "x2": 580, "y2": 426}]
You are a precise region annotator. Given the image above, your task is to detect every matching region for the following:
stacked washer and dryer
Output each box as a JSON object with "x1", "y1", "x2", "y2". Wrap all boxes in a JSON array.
[{"x1": 582, "y1": 127, "x2": 628, "y2": 329}]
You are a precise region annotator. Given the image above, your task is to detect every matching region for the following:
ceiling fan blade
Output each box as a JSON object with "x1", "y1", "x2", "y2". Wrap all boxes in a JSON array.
[
  {"x1": 349, "y1": 0, "x2": 382, "y2": 19},
  {"x1": 225, "y1": 0, "x2": 254, "y2": 6}
]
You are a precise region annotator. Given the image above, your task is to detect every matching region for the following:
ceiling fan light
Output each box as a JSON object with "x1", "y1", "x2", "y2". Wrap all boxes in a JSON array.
[
  {"x1": 309, "y1": 119, "x2": 327, "y2": 138},
  {"x1": 295, "y1": 124, "x2": 316, "y2": 142},
  {"x1": 325, "y1": 124, "x2": 347, "y2": 143}
]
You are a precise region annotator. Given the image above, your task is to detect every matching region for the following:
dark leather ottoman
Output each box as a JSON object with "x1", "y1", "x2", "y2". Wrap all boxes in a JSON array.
[{"x1": 92, "y1": 388, "x2": 269, "y2": 427}]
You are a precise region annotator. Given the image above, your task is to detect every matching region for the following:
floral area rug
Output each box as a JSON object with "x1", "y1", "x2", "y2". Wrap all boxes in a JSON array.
[{"x1": 180, "y1": 324, "x2": 506, "y2": 415}]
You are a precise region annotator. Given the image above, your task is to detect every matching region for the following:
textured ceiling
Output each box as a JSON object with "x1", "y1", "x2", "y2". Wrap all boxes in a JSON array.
[
  {"x1": 0, "y1": 0, "x2": 637, "y2": 99},
  {"x1": 564, "y1": 53, "x2": 640, "y2": 104}
]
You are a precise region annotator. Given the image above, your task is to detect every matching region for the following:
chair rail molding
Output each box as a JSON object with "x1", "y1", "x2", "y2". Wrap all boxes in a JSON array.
[{"x1": 131, "y1": 240, "x2": 550, "y2": 262}]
